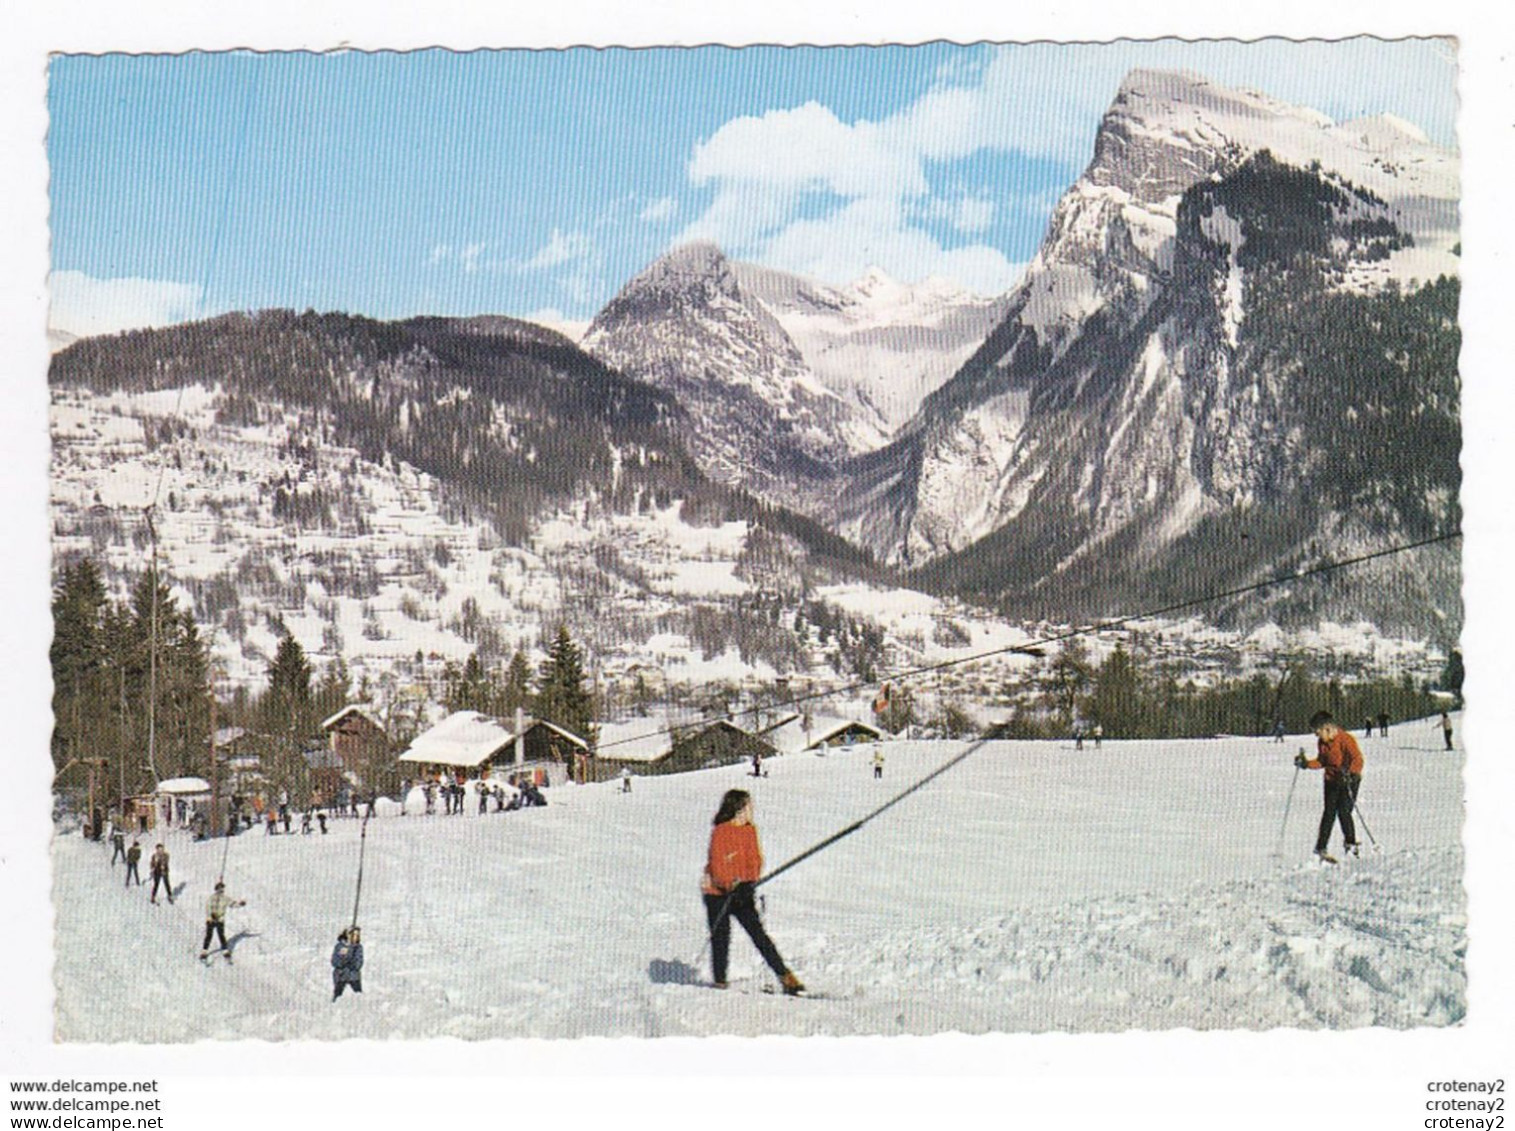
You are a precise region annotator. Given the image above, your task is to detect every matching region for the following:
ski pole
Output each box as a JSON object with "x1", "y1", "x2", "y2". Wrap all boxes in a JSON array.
[
  {"x1": 1347, "y1": 776, "x2": 1379, "y2": 852},
  {"x1": 350, "y1": 813, "x2": 370, "y2": 928},
  {"x1": 217, "y1": 810, "x2": 235, "y2": 883},
  {"x1": 1274, "y1": 763, "x2": 1301, "y2": 857}
]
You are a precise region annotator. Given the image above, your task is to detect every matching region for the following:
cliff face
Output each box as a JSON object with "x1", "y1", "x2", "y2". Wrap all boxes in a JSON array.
[{"x1": 828, "y1": 70, "x2": 1459, "y2": 636}]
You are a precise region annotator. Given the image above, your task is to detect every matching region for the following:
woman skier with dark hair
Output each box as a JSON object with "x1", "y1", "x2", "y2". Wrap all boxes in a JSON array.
[{"x1": 701, "y1": 789, "x2": 804, "y2": 994}]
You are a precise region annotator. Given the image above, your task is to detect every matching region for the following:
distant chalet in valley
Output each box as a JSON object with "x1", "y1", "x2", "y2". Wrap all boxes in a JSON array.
[
  {"x1": 597, "y1": 717, "x2": 777, "y2": 776},
  {"x1": 762, "y1": 715, "x2": 884, "y2": 754},
  {"x1": 397, "y1": 710, "x2": 589, "y2": 785}
]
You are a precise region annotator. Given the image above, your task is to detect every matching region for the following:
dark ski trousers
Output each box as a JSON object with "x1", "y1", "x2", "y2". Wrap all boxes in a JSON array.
[
  {"x1": 110, "y1": 842, "x2": 125, "y2": 866},
  {"x1": 333, "y1": 975, "x2": 362, "y2": 999},
  {"x1": 202, "y1": 919, "x2": 228, "y2": 953},
  {"x1": 705, "y1": 885, "x2": 788, "y2": 985},
  {"x1": 1316, "y1": 774, "x2": 1361, "y2": 853},
  {"x1": 150, "y1": 871, "x2": 172, "y2": 903},
  {"x1": 1444, "y1": 728, "x2": 1454, "y2": 751},
  {"x1": 125, "y1": 862, "x2": 141, "y2": 887}
]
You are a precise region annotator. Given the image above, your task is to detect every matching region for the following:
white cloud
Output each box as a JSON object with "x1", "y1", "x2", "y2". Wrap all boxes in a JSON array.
[
  {"x1": 429, "y1": 241, "x2": 488, "y2": 273},
  {"x1": 922, "y1": 195, "x2": 996, "y2": 234},
  {"x1": 639, "y1": 196, "x2": 678, "y2": 223},
  {"x1": 515, "y1": 229, "x2": 595, "y2": 272},
  {"x1": 48, "y1": 271, "x2": 203, "y2": 339},
  {"x1": 761, "y1": 198, "x2": 1026, "y2": 297},
  {"x1": 689, "y1": 101, "x2": 926, "y2": 199},
  {"x1": 677, "y1": 52, "x2": 1054, "y2": 291},
  {"x1": 522, "y1": 308, "x2": 591, "y2": 342}
]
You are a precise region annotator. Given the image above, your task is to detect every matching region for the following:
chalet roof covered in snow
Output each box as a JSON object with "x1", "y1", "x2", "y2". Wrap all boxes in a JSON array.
[
  {"x1": 531, "y1": 719, "x2": 590, "y2": 751},
  {"x1": 397, "y1": 711, "x2": 517, "y2": 768},
  {"x1": 596, "y1": 718, "x2": 675, "y2": 763},
  {"x1": 321, "y1": 705, "x2": 384, "y2": 731},
  {"x1": 154, "y1": 776, "x2": 212, "y2": 795},
  {"x1": 765, "y1": 715, "x2": 883, "y2": 754}
]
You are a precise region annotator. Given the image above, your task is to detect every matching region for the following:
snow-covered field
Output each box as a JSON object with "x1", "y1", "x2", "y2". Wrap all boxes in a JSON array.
[{"x1": 52, "y1": 721, "x2": 1465, "y2": 1041}]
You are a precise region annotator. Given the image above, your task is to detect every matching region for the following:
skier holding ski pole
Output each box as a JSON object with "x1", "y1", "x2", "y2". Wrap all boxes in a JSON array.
[
  {"x1": 701, "y1": 789, "x2": 804, "y2": 995},
  {"x1": 1294, "y1": 710, "x2": 1364, "y2": 863},
  {"x1": 200, "y1": 881, "x2": 245, "y2": 961}
]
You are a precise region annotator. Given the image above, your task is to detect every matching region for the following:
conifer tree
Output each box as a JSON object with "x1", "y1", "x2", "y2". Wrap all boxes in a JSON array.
[
  {"x1": 500, "y1": 647, "x2": 534, "y2": 717},
  {"x1": 534, "y1": 625, "x2": 594, "y2": 741}
]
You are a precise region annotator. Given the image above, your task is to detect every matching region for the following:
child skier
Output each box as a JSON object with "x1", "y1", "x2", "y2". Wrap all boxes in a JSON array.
[
  {"x1": 701, "y1": 789, "x2": 804, "y2": 995},
  {"x1": 1294, "y1": 710, "x2": 1365, "y2": 862},
  {"x1": 331, "y1": 927, "x2": 365, "y2": 1000},
  {"x1": 200, "y1": 881, "x2": 245, "y2": 960}
]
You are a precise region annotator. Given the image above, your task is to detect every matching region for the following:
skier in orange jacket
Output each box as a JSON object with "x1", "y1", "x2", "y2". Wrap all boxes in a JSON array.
[
  {"x1": 1295, "y1": 710, "x2": 1365, "y2": 861},
  {"x1": 701, "y1": 789, "x2": 804, "y2": 994}
]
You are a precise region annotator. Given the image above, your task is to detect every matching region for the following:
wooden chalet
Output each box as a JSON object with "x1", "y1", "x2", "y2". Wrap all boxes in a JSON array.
[
  {"x1": 764, "y1": 714, "x2": 884, "y2": 754},
  {"x1": 395, "y1": 711, "x2": 588, "y2": 786},
  {"x1": 320, "y1": 705, "x2": 388, "y2": 772},
  {"x1": 597, "y1": 717, "x2": 773, "y2": 776}
]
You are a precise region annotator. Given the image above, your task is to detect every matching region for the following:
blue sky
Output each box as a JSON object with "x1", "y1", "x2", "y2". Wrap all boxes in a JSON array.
[{"x1": 47, "y1": 38, "x2": 1457, "y2": 336}]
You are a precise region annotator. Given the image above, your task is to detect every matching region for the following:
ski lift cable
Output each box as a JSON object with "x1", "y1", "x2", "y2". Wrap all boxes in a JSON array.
[
  {"x1": 128, "y1": 73, "x2": 262, "y2": 792},
  {"x1": 753, "y1": 529, "x2": 1459, "y2": 892},
  {"x1": 751, "y1": 529, "x2": 1460, "y2": 896},
  {"x1": 147, "y1": 63, "x2": 263, "y2": 517},
  {"x1": 593, "y1": 528, "x2": 1462, "y2": 756},
  {"x1": 350, "y1": 813, "x2": 371, "y2": 929}
]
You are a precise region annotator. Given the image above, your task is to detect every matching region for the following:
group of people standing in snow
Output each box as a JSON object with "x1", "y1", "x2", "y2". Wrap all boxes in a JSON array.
[
  {"x1": 402, "y1": 772, "x2": 546, "y2": 815},
  {"x1": 104, "y1": 821, "x2": 176, "y2": 904}
]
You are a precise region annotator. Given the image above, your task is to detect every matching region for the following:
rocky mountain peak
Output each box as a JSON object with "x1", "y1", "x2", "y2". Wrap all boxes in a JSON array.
[{"x1": 617, "y1": 240, "x2": 736, "y2": 303}]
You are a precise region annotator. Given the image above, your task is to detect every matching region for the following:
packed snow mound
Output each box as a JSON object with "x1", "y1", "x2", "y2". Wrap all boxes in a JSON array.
[
  {"x1": 820, "y1": 846, "x2": 1465, "y2": 1032},
  {"x1": 52, "y1": 726, "x2": 1465, "y2": 1040}
]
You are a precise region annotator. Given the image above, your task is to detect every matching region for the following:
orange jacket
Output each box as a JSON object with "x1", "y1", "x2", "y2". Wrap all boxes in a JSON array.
[
  {"x1": 704, "y1": 822, "x2": 763, "y2": 894},
  {"x1": 1307, "y1": 730, "x2": 1364, "y2": 780}
]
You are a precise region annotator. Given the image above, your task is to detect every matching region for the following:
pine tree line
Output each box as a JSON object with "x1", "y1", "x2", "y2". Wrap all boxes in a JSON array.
[{"x1": 993, "y1": 639, "x2": 1462, "y2": 740}]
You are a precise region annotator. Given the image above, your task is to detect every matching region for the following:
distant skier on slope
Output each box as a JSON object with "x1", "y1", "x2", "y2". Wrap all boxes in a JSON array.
[
  {"x1": 1293, "y1": 710, "x2": 1365, "y2": 863},
  {"x1": 331, "y1": 927, "x2": 364, "y2": 1000},
  {"x1": 124, "y1": 840, "x2": 143, "y2": 887},
  {"x1": 1439, "y1": 711, "x2": 1454, "y2": 751},
  {"x1": 200, "y1": 881, "x2": 245, "y2": 960},
  {"x1": 109, "y1": 824, "x2": 126, "y2": 867},
  {"x1": 872, "y1": 749, "x2": 885, "y2": 780},
  {"x1": 701, "y1": 789, "x2": 804, "y2": 995},
  {"x1": 148, "y1": 843, "x2": 174, "y2": 905}
]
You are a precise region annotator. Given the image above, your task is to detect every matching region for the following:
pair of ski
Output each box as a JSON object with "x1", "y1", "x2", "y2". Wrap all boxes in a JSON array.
[
  {"x1": 1315, "y1": 845, "x2": 1370, "y2": 865},
  {"x1": 200, "y1": 948, "x2": 233, "y2": 964},
  {"x1": 703, "y1": 980, "x2": 838, "y2": 1000}
]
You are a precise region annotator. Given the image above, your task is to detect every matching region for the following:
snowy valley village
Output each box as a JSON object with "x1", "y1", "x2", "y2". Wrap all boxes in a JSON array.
[{"x1": 45, "y1": 41, "x2": 1466, "y2": 1040}]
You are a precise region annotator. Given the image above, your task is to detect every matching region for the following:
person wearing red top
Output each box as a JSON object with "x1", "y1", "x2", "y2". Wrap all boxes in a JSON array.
[
  {"x1": 1295, "y1": 710, "x2": 1365, "y2": 860},
  {"x1": 701, "y1": 789, "x2": 804, "y2": 994}
]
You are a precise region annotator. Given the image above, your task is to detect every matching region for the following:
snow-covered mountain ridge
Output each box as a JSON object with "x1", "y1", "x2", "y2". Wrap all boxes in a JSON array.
[{"x1": 581, "y1": 242, "x2": 1008, "y2": 507}]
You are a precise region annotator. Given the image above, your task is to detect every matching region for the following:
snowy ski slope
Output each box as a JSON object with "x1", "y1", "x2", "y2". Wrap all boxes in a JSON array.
[{"x1": 52, "y1": 720, "x2": 1465, "y2": 1041}]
